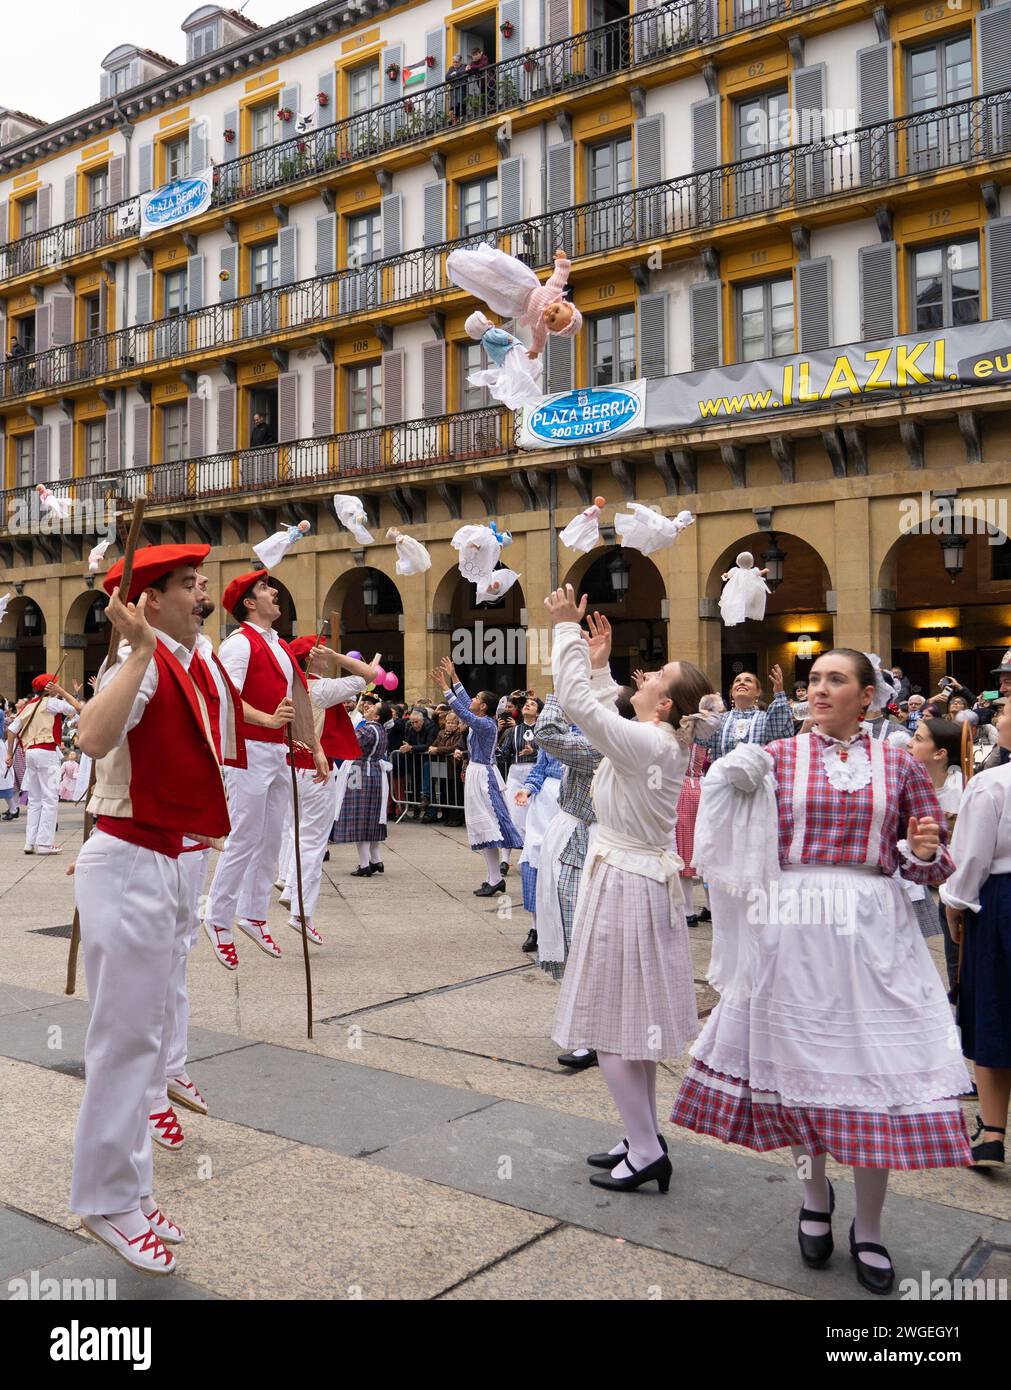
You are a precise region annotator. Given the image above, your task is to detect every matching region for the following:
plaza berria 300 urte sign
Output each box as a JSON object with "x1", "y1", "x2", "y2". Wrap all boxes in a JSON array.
[
  {"x1": 518, "y1": 382, "x2": 647, "y2": 448},
  {"x1": 140, "y1": 170, "x2": 214, "y2": 237}
]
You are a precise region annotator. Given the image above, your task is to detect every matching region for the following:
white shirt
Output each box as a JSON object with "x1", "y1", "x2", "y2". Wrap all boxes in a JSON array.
[
  {"x1": 8, "y1": 696, "x2": 75, "y2": 734},
  {"x1": 218, "y1": 621, "x2": 294, "y2": 698},
  {"x1": 940, "y1": 762, "x2": 1011, "y2": 912},
  {"x1": 309, "y1": 675, "x2": 366, "y2": 710},
  {"x1": 97, "y1": 629, "x2": 196, "y2": 748},
  {"x1": 936, "y1": 765, "x2": 964, "y2": 818}
]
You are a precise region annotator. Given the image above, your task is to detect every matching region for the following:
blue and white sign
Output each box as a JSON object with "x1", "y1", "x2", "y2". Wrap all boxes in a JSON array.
[
  {"x1": 518, "y1": 381, "x2": 647, "y2": 448},
  {"x1": 140, "y1": 169, "x2": 213, "y2": 237}
]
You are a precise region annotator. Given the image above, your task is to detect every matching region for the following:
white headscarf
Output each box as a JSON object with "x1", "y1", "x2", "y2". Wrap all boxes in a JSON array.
[
  {"x1": 465, "y1": 311, "x2": 493, "y2": 340},
  {"x1": 864, "y1": 652, "x2": 897, "y2": 712}
]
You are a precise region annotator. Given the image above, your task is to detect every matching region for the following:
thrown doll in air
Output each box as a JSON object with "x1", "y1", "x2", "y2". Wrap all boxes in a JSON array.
[
  {"x1": 386, "y1": 527, "x2": 432, "y2": 577},
  {"x1": 614, "y1": 504, "x2": 694, "y2": 557},
  {"x1": 451, "y1": 521, "x2": 521, "y2": 604},
  {"x1": 333, "y1": 494, "x2": 374, "y2": 546},
  {"x1": 253, "y1": 520, "x2": 311, "y2": 569},
  {"x1": 463, "y1": 311, "x2": 543, "y2": 409},
  {"x1": 446, "y1": 246, "x2": 582, "y2": 357},
  {"x1": 559, "y1": 497, "x2": 606, "y2": 554},
  {"x1": 718, "y1": 551, "x2": 771, "y2": 627}
]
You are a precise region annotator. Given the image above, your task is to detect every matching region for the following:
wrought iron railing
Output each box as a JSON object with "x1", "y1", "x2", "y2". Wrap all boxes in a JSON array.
[
  {"x1": 0, "y1": 406, "x2": 512, "y2": 529},
  {"x1": 4, "y1": 89, "x2": 1010, "y2": 404},
  {"x1": 0, "y1": 0, "x2": 842, "y2": 284}
]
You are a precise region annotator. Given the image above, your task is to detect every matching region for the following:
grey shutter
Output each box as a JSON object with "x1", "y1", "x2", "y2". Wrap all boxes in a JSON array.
[
  {"x1": 100, "y1": 72, "x2": 111, "y2": 101},
  {"x1": 187, "y1": 393, "x2": 206, "y2": 457},
  {"x1": 51, "y1": 294, "x2": 74, "y2": 346},
  {"x1": 312, "y1": 363, "x2": 334, "y2": 435},
  {"x1": 33, "y1": 425, "x2": 50, "y2": 484},
  {"x1": 127, "y1": 58, "x2": 143, "y2": 88},
  {"x1": 59, "y1": 418, "x2": 73, "y2": 481},
  {"x1": 278, "y1": 225, "x2": 298, "y2": 286},
  {"x1": 187, "y1": 255, "x2": 204, "y2": 311},
  {"x1": 857, "y1": 42, "x2": 893, "y2": 185},
  {"x1": 423, "y1": 180, "x2": 446, "y2": 247},
  {"x1": 219, "y1": 244, "x2": 237, "y2": 302},
  {"x1": 797, "y1": 257, "x2": 832, "y2": 351},
  {"x1": 217, "y1": 383, "x2": 236, "y2": 453},
  {"x1": 635, "y1": 113, "x2": 664, "y2": 239},
  {"x1": 637, "y1": 291, "x2": 668, "y2": 379},
  {"x1": 134, "y1": 269, "x2": 152, "y2": 324},
  {"x1": 317, "y1": 71, "x2": 336, "y2": 126},
  {"x1": 277, "y1": 370, "x2": 298, "y2": 442},
  {"x1": 64, "y1": 173, "x2": 77, "y2": 222},
  {"x1": 545, "y1": 335, "x2": 573, "y2": 394},
  {"x1": 35, "y1": 303, "x2": 52, "y2": 353},
  {"x1": 425, "y1": 29, "x2": 444, "y2": 84},
  {"x1": 223, "y1": 107, "x2": 238, "y2": 159},
  {"x1": 315, "y1": 213, "x2": 336, "y2": 276},
  {"x1": 422, "y1": 340, "x2": 446, "y2": 417},
  {"x1": 108, "y1": 155, "x2": 125, "y2": 205},
  {"x1": 278, "y1": 84, "x2": 300, "y2": 142},
  {"x1": 105, "y1": 408, "x2": 121, "y2": 471},
  {"x1": 546, "y1": 0, "x2": 570, "y2": 41},
  {"x1": 986, "y1": 216, "x2": 1011, "y2": 319},
  {"x1": 138, "y1": 142, "x2": 153, "y2": 194},
  {"x1": 37, "y1": 184, "x2": 51, "y2": 231},
  {"x1": 382, "y1": 45, "x2": 404, "y2": 106},
  {"x1": 381, "y1": 348, "x2": 405, "y2": 424},
  {"x1": 0, "y1": 201, "x2": 7, "y2": 246},
  {"x1": 793, "y1": 64, "x2": 827, "y2": 200},
  {"x1": 547, "y1": 141, "x2": 574, "y2": 248},
  {"x1": 98, "y1": 278, "x2": 109, "y2": 334},
  {"x1": 188, "y1": 121, "x2": 209, "y2": 173},
  {"x1": 381, "y1": 191, "x2": 402, "y2": 258},
  {"x1": 499, "y1": 156, "x2": 523, "y2": 226},
  {"x1": 858, "y1": 242, "x2": 897, "y2": 339},
  {"x1": 689, "y1": 279, "x2": 722, "y2": 370},
  {"x1": 132, "y1": 402, "x2": 150, "y2": 468},
  {"x1": 979, "y1": 4, "x2": 1011, "y2": 91},
  {"x1": 498, "y1": 0, "x2": 522, "y2": 59},
  {"x1": 691, "y1": 95, "x2": 720, "y2": 226}
]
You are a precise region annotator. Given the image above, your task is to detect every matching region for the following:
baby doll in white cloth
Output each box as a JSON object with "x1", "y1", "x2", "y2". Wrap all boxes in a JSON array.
[
  {"x1": 463, "y1": 311, "x2": 544, "y2": 410},
  {"x1": 386, "y1": 527, "x2": 432, "y2": 577},
  {"x1": 451, "y1": 522, "x2": 521, "y2": 603},
  {"x1": 718, "y1": 551, "x2": 771, "y2": 626},
  {"x1": 446, "y1": 245, "x2": 582, "y2": 357},
  {"x1": 333, "y1": 494, "x2": 374, "y2": 545},
  {"x1": 559, "y1": 496, "x2": 606, "y2": 553},
  {"x1": 614, "y1": 504, "x2": 694, "y2": 556},
  {"x1": 253, "y1": 520, "x2": 311, "y2": 569}
]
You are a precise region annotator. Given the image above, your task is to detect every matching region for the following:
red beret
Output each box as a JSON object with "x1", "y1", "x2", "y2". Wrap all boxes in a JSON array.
[
  {"x1": 221, "y1": 569, "x2": 268, "y2": 616},
  {"x1": 32, "y1": 673, "x2": 55, "y2": 693},
  {"x1": 287, "y1": 635, "x2": 320, "y2": 661},
  {"x1": 103, "y1": 544, "x2": 211, "y2": 605}
]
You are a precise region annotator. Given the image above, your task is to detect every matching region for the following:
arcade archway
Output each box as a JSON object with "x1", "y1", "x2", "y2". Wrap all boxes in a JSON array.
[
  {"x1": 562, "y1": 547, "x2": 667, "y2": 687},
  {"x1": 323, "y1": 567, "x2": 404, "y2": 690},
  {"x1": 433, "y1": 563, "x2": 527, "y2": 698},
  {"x1": 65, "y1": 589, "x2": 110, "y2": 689}
]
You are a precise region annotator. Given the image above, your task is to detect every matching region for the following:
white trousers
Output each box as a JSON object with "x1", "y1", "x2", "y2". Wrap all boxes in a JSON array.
[
  {"x1": 206, "y1": 742, "x2": 290, "y2": 927},
  {"x1": 24, "y1": 747, "x2": 61, "y2": 847},
  {"x1": 163, "y1": 847, "x2": 209, "y2": 1084},
  {"x1": 71, "y1": 831, "x2": 188, "y2": 1216},
  {"x1": 282, "y1": 768, "x2": 337, "y2": 922}
]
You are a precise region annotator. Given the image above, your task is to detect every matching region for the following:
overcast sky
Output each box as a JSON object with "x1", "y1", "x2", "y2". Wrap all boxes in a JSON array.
[{"x1": 3, "y1": 1, "x2": 283, "y2": 122}]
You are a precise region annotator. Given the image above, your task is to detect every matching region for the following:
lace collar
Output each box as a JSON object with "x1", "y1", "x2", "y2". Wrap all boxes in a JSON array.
[{"x1": 811, "y1": 728, "x2": 872, "y2": 793}]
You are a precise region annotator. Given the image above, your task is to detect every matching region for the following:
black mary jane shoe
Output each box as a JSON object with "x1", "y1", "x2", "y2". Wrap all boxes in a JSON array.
[
  {"x1": 697, "y1": 906, "x2": 712, "y2": 922},
  {"x1": 685, "y1": 914, "x2": 698, "y2": 928},
  {"x1": 849, "y1": 1222, "x2": 895, "y2": 1295},
  {"x1": 587, "y1": 1133, "x2": 668, "y2": 1169},
  {"x1": 969, "y1": 1116, "x2": 1006, "y2": 1169},
  {"x1": 521, "y1": 928, "x2": 538, "y2": 953},
  {"x1": 350, "y1": 865, "x2": 375, "y2": 877},
  {"x1": 557, "y1": 1049, "x2": 598, "y2": 1070},
  {"x1": 474, "y1": 879, "x2": 506, "y2": 897},
  {"x1": 798, "y1": 1178, "x2": 835, "y2": 1268},
  {"x1": 589, "y1": 1152, "x2": 672, "y2": 1194},
  {"x1": 371, "y1": 861, "x2": 384, "y2": 875}
]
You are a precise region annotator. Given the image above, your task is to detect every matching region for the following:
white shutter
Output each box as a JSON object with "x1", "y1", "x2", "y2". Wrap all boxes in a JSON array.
[
  {"x1": 316, "y1": 213, "x2": 336, "y2": 276},
  {"x1": 423, "y1": 181, "x2": 446, "y2": 247},
  {"x1": 689, "y1": 279, "x2": 722, "y2": 370},
  {"x1": 105, "y1": 408, "x2": 121, "y2": 471},
  {"x1": 381, "y1": 192, "x2": 402, "y2": 258},
  {"x1": 278, "y1": 370, "x2": 299, "y2": 442},
  {"x1": 422, "y1": 340, "x2": 446, "y2": 417},
  {"x1": 132, "y1": 403, "x2": 151, "y2": 468},
  {"x1": 312, "y1": 364, "x2": 334, "y2": 436},
  {"x1": 59, "y1": 418, "x2": 74, "y2": 481},
  {"x1": 187, "y1": 255, "x2": 204, "y2": 312},
  {"x1": 217, "y1": 383, "x2": 236, "y2": 453},
  {"x1": 381, "y1": 348, "x2": 405, "y2": 424},
  {"x1": 138, "y1": 143, "x2": 154, "y2": 194}
]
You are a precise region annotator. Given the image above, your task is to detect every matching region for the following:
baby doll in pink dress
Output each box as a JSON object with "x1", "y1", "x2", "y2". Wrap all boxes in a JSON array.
[{"x1": 446, "y1": 245, "x2": 582, "y2": 357}]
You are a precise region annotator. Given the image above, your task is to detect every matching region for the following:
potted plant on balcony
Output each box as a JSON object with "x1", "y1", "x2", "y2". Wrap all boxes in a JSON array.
[
  {"x1": 386, "y1": 61, "x2": 400, "y2": 82},
  {"x1": 223, "y1": 127, "x2": 236, "y2": 143},
  {"x1": 500, "y1": 19, "x2": 515, "y2": 38},
  {"x1": 522, "y1": 52, "x2": 537, "y2": 73},
  {"x1": 277, "y1": 107, "x2": 294, "y2": 123},
  {"x1": 317, "y1": 90, "x2": 330, "y2": 107},
  {"x1": 425, "y1": 54, "x2": 437, "y2": 68}
]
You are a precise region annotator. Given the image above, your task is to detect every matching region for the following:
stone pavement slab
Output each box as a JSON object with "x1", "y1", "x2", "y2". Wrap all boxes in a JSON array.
[
  {"x1": 0, "y1": 1205, "x2": 83, "y2": 1281},
  {"x1": 2, "y1": 1231, "x2": 221, "y2": 1301}
]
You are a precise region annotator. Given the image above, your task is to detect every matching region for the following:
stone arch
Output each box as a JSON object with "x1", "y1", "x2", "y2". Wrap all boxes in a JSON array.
[
  {"x1": 560, "y1": 546, "x2": 668, "y2": 686},
  {"x1": 322, "y1": 566, "x2": 405, "y2": 686},
  {"x1": 64, "y1": 589, "x2": 111, "y2": 688},
  {"x1": 0, "y1": 595, "x2": 48, "y2": 700}
]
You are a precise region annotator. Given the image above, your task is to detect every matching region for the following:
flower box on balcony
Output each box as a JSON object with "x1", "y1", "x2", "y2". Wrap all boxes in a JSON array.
[
  {"x1": 277, "y1": 107, "x2": 293, "y2": 122},
  {"x1": 386, "y1": 62, "x2": 400, "y2": 82},
  {"x1": 223, "y1": 128, "x2": 236, "y2": 143}
]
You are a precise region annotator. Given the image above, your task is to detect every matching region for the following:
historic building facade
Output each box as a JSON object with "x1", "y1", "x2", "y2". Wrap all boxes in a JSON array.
[{"x1": 2, "y1": 0, "x2": 1011, "y2": 699}]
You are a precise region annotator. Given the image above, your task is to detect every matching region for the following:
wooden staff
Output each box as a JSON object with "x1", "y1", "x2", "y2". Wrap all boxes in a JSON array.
[
  {"x1": 65, "y1": 498, "x2": 147, "y2": 995},
  {"x1": 949, "y1": 717, "x2": 977, "y2": 1006}
]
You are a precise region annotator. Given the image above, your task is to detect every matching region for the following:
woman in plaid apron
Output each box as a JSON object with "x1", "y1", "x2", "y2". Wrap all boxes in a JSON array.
[
  {"x1": 673, "y1": 648, "x2": 971, "y2": 1295},
  {"x1": 332, "y1": 703, "x2": 391, "y2": 876}
]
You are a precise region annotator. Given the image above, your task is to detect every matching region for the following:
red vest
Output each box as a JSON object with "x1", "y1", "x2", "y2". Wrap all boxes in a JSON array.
[
  {"x1": 291, "y1": 675, "x2": 363, "y2": 769},
  {"x1": 235, "y1": 624, "x2": 308, "y2": 745},
  {"x1": 190, "y1": 648, "x2": 247, "y2": 769}
]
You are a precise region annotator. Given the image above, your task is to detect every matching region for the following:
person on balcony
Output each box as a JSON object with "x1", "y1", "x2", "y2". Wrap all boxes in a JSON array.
[
  {"x1": 249, "y1": 412, "x2": 275, "y2": 447},
  {"x1": 466, "y1": 45, "x2": 493, "y2": 116},
  {"x1": 446, "y1": 53, "x2": 468, "y2": 122}
]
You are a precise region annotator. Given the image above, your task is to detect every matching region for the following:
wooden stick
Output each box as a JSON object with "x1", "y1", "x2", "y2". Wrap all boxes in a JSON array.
[
  {"x1": 65, "y1": 499, "x2": 147, "y2": 996},
  {"x1": 286, "y1": 726, "x2": 313, "y2": 1040}
]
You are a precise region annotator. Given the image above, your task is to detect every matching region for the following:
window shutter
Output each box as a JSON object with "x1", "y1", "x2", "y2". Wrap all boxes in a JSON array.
[
  {"x1": 382, "y1": 45, "x2": 404, "y2": 106},
  {"x1": 98, "y1": 276, "x2": 110, "y2": 333},
  {"x1": 978, "y1": 4, "x2": 1011, "y2": 92},
  {"x1": 59, "y1": 419, "x2": 73, "y2": 481},
  {"x1": 797, "y1": 256, "x2": 832, "y2": 352},
  {"x1": 187, "y1": 255, "x2": 204, "y2": 311},
  {"x1": 217, "y1": 383, "x2": 236, "y2": 453},
  {"x1": 317, "y1": 72, "x2": 336, "y2": 127},
  {"x1": 498, "y1": 156, "x2": 524, "y2": 226},
  {"x1": 223, "y1": 108, "x2": 238, "y2": 159},
  {"x1": 546, "y1": 0, "x2": 570, "y2": 41},
  {"x1": 219, "y1": 244, "x2": 237, "y2": 302},
  {"x1": 315, "y1": 213, "x2": 336, "y2": 276},
  {"x1": 37, "y1": 184, "x2": 52, "y2": 231},
  {"x1": 132, "y1": 403, "x2": 151, "y2": 468},
  {"x1": 986, "y1": 216, "x2": 1011, "y2": 319},
  {"x1": 51, "y1": 294, "x2": 74, "y2": 346},
  {"x1": 857, "y1": 42, "x2": 892, "y2": 125},
  {"x1": 0, "y1": 201, "x2": 7, "y2": 247},
  {"x1": 858, "y1": 242, "x2": 897, "y2": 339},
  {"x1": 33, "y1": 425, "x2": 50, "y2": 484},
  {"x1": 100, "y1": 72, "x2": 111, "y2": 101},
  {"x1": 278, "y1": 370, "x2": 298, "y2": 442},
  {"x1": 498, "y1": 1, "x2": 522, "y2": 59},
  {"x1": 278, "y1": 84, "x2": 300, "y2": 141},
  {"x1": 635, "y1": 113, "x2": 665, "y2": 239},
  {"x1": 637, "y1": 291, "x2": 668, "y2": 379},
  {"x1": 425, "y1": 29, "x2": 444, "y2": 84},
  {"x1": 382, "y1": 348, "x2": 406, "y2": 424},
  {"x1": 64, "y1": 174, "x2": 78, "y2": 223},
  {"x1": 423, "y1": 180, "x2": 446, "y2": 247},
  {"x1": 691, "y1": 96, "x2": 721, "y2": 225},
  {"x1": 547, "y1": 141, "x2": 573, "y2": 210},
  {"x1": 188, "y1": 121, "x2": 209, "y2": 173},
  {"x1": 422, "y1": 340, "x2": 446, "y2": 417},
  {"x1": 138, "y1": 142, "x2": 154, "y2": 194},
  {"x1": 545, "y1": 334, "x2": 573, "y2": 394},
  {"x1": 105, "y1": 408, "x2": 121, "y2": 471},
  {"x1": 689, "y1": 279, "x2": 722, "y2": 370},
  {"x1": 312, "y1": 363, "x2": 334, "y2": 436},
  {"x1": 108, "y1": 155, "x2": 125, "y2": 205},
  {"x1": 793, "y1": 64, "x2": 827, "y2": 200},
  {"x1": 35, "y1": 302, "x2": 52, "y2": 353},
  {"x1": 134, "y1": 269, "x2": 153, "y2": 325},
  {"x1": 381, "y1": 192, "x2": 402, "y2": 258},
  {"x1": 187, "y1": 394, "x2": 206, "y2": 457},
  {"x1": 278, "y1": 225, "x2": 298, "y2": 287}
]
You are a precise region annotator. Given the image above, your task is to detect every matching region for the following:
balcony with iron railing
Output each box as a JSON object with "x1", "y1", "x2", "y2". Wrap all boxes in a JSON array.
[
  {"x1": 0, "y1": 0, "x2": 845, "y2": 287},
  {"x1": 3, "y1": 88, "x2": 1009, "y2": 407}
]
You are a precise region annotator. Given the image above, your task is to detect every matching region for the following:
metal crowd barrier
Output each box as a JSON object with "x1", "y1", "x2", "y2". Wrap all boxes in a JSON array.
[{"x1": 388, "y1": 750, "x2": 468, "y2": 823}]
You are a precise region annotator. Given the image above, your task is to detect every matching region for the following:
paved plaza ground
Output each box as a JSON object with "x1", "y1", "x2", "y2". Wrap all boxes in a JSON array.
[{"x1": 1, "y1": 805, "x2": 1008, "y2": 1302}]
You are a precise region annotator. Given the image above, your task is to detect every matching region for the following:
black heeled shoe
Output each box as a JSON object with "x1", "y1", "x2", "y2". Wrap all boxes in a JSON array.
[
  {"x1": 350, "y1": 865, "x2": 375, "y2": 877},
  {"x1": 557, "y1": 1049, "x2": 598, "y2": 1069},
  {"x1": 797, "y1": 1178, "x2": 835, "y2": 1268},
  {"x1": 587, "y1": 1133, "x2": 668, "y2": 1168},
  {"x1": 588, "y1": 1152, "x2": 672, "y2": 1194},
  {"x1": 474, "y1": 880, "x2": 505, "y2": 897},
  {"x1": 371, "y1": 861, "x2": 384, "y2": 875},
  {"x1": 521, "y1": 928, "x2": 538, "y2": 953},
  {"x1": 849, "y1": 1222, "x2": 895, "y2": 1295}
]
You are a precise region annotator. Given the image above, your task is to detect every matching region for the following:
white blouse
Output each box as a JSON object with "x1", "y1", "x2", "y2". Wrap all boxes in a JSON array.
[{"x1": 940, "y1": 763, "x2": 1011, "y2": 913}]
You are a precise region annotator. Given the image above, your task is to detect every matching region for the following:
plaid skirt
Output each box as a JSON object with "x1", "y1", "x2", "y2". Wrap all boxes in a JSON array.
[
  {"x1": 552, "y1": 862, "x2": 698, "y2": 1060},
  {"x1": 672, "y1": 1059, "x2": 972, "y2": 1169},
  {"x1": 332, "y1": 760, "x2": 388, "y2": 844},
  {"x1": 674, "y1": 775, "x2": 702, "y2": 879}
]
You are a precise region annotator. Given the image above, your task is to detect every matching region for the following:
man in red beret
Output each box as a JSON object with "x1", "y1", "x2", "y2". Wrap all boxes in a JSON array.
[
  {"x1": 4, "y1": 672, "x2": 81, "y2": 854},
  {"x1": 203, "y1": 570, "x2": 328, "y2": 968},
  {"x1": 71, "y1": 544, "x2": 231, "y2": 1275}
]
